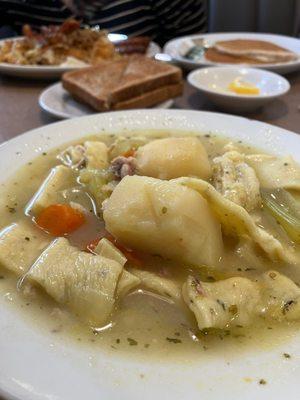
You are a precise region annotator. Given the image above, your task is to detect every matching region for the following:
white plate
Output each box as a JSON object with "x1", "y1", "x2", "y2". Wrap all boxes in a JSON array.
[
  {"x1": 0, "y1": 37, "x2": 161, "y2": 79},
  {"x1": 39, "y1": 82, "x2": 174, "y2": 119},
  {"x1": 188, "y1": 66, "x2": 290, "y2": 112},
  {"x1": 1, "y1": 110, "x2": 300, "y2": 400},
  {"x1": 164, "y1": 32, "x2": 300, "y2": 74}
]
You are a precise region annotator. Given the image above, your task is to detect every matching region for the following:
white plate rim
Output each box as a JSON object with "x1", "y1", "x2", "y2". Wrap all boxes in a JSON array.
[
  {"x1": 38, "y1": 82, "x2": 174, "y2": 119},
  {"x1": 164, "y1": 32, "x2": 300, "y2": 72},
  {"x1": 1, "y1": 109, "x2": 300, "y2": 400},
  {"x1": 187, "y1": 66, "x2": 291, "y2": 99}
]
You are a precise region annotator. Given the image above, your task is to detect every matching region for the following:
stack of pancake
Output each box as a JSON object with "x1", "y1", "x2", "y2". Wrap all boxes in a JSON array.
[{"x1": 205, "y1": 39, "x2": 297, "y2": 64}]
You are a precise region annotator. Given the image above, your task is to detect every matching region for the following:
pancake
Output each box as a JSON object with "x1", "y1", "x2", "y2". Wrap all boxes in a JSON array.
[
  {"x1": 205, "y1": 48, "x2": 264, "y2": 64},
  {"x1": 205, "y1": 39, "x2": 297, "y2": 64}
]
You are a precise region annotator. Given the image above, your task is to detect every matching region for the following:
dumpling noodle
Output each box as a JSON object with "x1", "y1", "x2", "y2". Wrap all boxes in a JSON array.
[
  {"x1": 130, "y1": 268, "x2": 181, "y2": 301},
  {"x1": 183, "y1": 275, "x2": 260, "y2": 329},
  {"x1": 103, "y1": 175, "x2": 223, "y2": 266},
  {"x1": 183, "y1": 270, "x2": 300, "y2": 330},
  {"x1": 135, "y1": 137, "x2": 211, "y2": 180},
  {"x1": 26, "y1": 237, "x2": 123, "y2": 326},
  {"x1": 246, "y1": 154, "x2": 300, "y2": 190}
]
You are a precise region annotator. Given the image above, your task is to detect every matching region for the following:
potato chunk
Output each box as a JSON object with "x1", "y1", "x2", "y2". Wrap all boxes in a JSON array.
[
  {"x1": 27, "y1": 237, "x2": 123, "y2": 326},
  {"x1": 136, "y1": 137, "x2": 211, "y2": 180},
  {"x1": 103, "y1": 175, "x2": 223, "y2": 266}
]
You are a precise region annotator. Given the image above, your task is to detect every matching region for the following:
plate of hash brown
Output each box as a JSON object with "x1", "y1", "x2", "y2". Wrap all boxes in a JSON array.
[{"x1": 0, "y1": 19, "x2": 161, "y2": 79}]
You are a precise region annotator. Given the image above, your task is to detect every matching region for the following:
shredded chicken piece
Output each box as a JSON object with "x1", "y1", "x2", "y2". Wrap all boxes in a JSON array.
[
  {"x1": 110, "y1": 156, "x2": 137, "y2": 179},
  {"x1": 212, "y1": 151, "x2": 261, "y2": 212}
]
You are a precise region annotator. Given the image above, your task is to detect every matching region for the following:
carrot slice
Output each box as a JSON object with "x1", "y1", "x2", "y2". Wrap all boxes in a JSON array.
[
  {"x1": 122, "y1": 148, "x2": 136, "y2": 158},
  {"x1": 86, "y1": 230, "x2": 144, "y2": 267},
  {"x1": 36, "y1": 204, "x2": 85, "y2": 236}
]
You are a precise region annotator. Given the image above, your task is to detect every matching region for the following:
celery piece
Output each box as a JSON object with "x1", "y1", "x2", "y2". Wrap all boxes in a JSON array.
[{"x1": 261, "y1": 188, "x2": 300, "y2": 243}]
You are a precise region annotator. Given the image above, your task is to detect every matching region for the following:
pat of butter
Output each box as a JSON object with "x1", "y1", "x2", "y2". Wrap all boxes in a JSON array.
[{"x1": 228, "y1": 77, "x2": 260, "y2": 95}]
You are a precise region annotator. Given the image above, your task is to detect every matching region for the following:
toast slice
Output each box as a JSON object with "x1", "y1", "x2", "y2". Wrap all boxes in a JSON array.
[
  {"x1": 113, "y1": 82, "x2": 183, "y2": 110},
  {"x1": 62, "y1": 55, "x2": 182, "y2": 111}
]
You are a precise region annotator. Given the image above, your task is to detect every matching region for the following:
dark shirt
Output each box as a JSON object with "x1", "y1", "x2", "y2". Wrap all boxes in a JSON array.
[{"x1": 0, "y1": 0, "x2": 207, "y2": 43}]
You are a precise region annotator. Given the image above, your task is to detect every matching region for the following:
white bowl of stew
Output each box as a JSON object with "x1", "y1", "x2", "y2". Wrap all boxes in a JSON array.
[{"x1": 0, "y1": 109, "x2": 300, "y2": 400}]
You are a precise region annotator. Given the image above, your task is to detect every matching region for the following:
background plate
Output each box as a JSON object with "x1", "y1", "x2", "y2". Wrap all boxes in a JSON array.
[
  {"x1": 39, "y1": 82, "x2": 174, "y2": 119},
  {"x1": 164, "y1": 32, "x2": 300, "y2": 74},
  {"x1": 0, "y1": 37, "x2": 161, "y2": 79}
]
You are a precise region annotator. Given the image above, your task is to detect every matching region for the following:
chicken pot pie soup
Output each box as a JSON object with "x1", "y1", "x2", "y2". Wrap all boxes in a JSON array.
[{"x1": 1, "y1": 131, "x2": 300, "y2": 358}]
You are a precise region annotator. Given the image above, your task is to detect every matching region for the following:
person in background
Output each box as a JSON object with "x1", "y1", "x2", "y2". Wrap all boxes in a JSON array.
[{"x1": 0, "y1": 0, "x2": 208, "y2": 44}]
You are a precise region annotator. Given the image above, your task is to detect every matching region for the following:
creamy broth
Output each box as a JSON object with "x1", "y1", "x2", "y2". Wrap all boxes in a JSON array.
[{"x1": 1, "y1": 130, "x2": 300, "y2": 360}]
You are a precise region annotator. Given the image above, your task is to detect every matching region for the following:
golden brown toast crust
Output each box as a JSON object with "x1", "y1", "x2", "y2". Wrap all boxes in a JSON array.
[
  {"x1": 65, "y1": 83, "x2": 183, "y2": 111},
  {"x1": 62, "y1": 55, "x2": 182, "y2": 111},
  {"x1": 113, "y1": 82, "x2": 183, "y2": 110}
]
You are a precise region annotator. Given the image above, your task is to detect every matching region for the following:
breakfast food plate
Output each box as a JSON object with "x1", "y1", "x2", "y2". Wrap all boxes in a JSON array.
[
  {"x1": 0, "y1": 33, "x2": 161, "y2": 79},
  {"x1": 164, "y1": 32, "x2": 300, "y2": 74},
  {"x1": 0, "y1": 40, "x2": 161, "y2": 79},
  {"x1": 39, "y1": 82, "x2": 174, "y2": 118},
  {"x1": 1, "y1": 109, "x2": 300, "y2": 400}
]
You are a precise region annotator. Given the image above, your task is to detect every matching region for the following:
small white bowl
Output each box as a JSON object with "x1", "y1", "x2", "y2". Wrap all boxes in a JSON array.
[{"x1": 187, "y1": 66, "x2": 290, "y2": 112}]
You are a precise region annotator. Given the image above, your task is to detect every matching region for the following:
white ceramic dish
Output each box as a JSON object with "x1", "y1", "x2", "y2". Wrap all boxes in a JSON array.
[
  {"x1": 0, "y1": 36, "x2": 161, "y2": 79},
  {"x1": 1, "y1": 110, "x2": 300, "y2": 400},
  {"x1": 164, "y1": 32, "x2": 300, "y2": 74},
  {"x1": 39, "y1": 82, "x2": 174, "y2": 119},
  {"x1": 188, "y1": 67, "x2": 290, "y2": 112}
]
